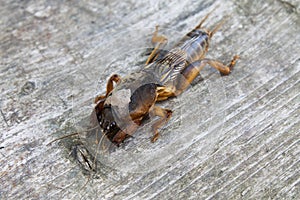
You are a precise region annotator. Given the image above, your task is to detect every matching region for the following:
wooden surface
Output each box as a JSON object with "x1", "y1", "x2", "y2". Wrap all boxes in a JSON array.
[{"x1": 1, "y1": 0, "x2": 299, "y2": 199}]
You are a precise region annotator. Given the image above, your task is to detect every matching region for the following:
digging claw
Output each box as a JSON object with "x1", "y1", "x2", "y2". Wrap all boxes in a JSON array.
[{"x1": 151, "y1": 133, "x2": 159, "y2": 143}]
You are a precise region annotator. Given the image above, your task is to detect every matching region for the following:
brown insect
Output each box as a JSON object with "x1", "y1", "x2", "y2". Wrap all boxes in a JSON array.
[
  {"x1": 46, "y1": 10, "x2": 240, "y2": 189},
  {"x1": 92, "y1": 10, "x2": 239, "y2": 146}
]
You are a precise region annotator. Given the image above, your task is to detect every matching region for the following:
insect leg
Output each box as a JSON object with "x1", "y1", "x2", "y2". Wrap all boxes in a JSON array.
[
  {"x1": 174, "y1": 55, "x2": 239, "y2": 95},
  {"x1": 201, "y1": 55, "x2": 239, "y2": 75},
  {"x1": 152, "y1": 25, "x2": 168, "y2": 44},
  {"x1": 149, "y1": 106, "x2": 172, "y2": 142},
  {"x1": 112, "y1": 122, "x2": 139, "y2": 145},
  {"x1": 156, "y1": 85, "x2": 176, "y2": 101},
  {"x1": 145, "y1": 26, "x2": 168, "y2": 65},
  {"x1": 94, "y1": 74, "x2": 121, "y2": 103}
]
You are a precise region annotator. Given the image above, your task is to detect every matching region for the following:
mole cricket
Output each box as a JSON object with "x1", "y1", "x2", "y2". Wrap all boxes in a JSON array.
[
  {"x1": 49, "y1": 10, "x2": 239, "y2": 171},
  {"x1": 93, "y1": 11, "x2": 239, "y2": 146}
]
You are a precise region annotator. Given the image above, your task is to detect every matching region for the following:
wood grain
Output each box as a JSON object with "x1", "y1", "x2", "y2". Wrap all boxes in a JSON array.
[{"x1": 1, "y1": 0, "x2": 299, "y2": 199}]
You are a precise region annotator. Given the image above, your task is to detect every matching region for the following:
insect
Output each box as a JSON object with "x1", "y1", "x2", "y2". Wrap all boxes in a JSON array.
[{"x1": 92, "y1": 10, "x2": 239, "y2": 146}]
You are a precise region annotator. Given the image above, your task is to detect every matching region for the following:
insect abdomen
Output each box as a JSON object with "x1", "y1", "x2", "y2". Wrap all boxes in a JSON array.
[{"x1": 177, "y1": 29, "x2": 209, "y2": 63}]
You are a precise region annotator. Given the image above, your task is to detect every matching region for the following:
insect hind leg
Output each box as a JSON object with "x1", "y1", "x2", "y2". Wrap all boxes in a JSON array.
[{"x1": 174, "y1": 55, "x2": 239, "y2": 96}]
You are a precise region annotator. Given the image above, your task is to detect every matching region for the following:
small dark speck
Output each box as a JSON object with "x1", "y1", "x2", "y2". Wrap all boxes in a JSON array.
[
  {"x1": 91, "y1": 21, "x2": 95, "y2": 24},
  {"x1": 0, "y1": 147, "x2": 4, "y2": 149},
  {"x1": 20, "y1": 81, "x2": 36, "y2": 96}
]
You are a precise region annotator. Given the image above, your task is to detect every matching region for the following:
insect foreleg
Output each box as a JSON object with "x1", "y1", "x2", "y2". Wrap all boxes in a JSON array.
[
  {"x1": 149, "y1": 106, "x2": 172, "y2": 142},
  {"x1": 94, "y1": 74, "x2": 121, "y2": 103}
]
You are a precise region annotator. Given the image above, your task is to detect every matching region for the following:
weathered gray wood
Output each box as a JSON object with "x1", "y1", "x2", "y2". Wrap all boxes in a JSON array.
[{"x1": 1, "y1": 0, "x2": 299, "y2": 199}]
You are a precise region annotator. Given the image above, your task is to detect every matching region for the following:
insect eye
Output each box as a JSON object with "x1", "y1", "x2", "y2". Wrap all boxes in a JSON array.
[{"x1": 110, "y1": 122, "x2": 116, "y2": 128}]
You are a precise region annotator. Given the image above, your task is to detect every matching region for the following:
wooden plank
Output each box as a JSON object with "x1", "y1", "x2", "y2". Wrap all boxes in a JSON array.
[{"x1": 1, "y1": 0, "x2": 299, "y2": 199}]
